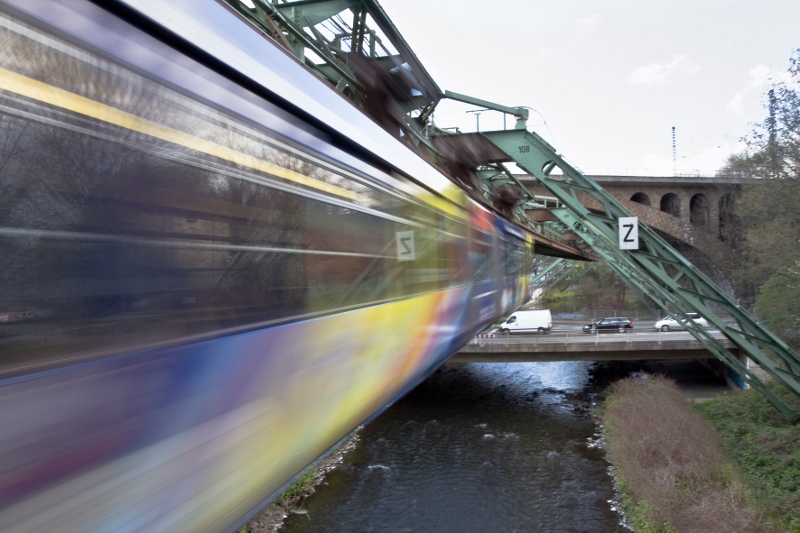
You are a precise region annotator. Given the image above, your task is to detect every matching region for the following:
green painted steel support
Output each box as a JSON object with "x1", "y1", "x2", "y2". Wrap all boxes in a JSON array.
[
  {"x1": 529, "y1": 255, "x2": 551, "y2": 271},
  {"x1": 233, "y1": 0, "x2": 445, "y2": 152},
  {"x1": 539, "y1": 261, "x2": 572, "y2": 291},
  {"x1": 532, "y1": 258, "x2": 564, "y2": 286},
  {"x1": 542, "y1": 260, "x2": 584, "y2": 294},
  {"x1": 530, "y1": 256, "x2": 559, "y2": 283},
  {"x1": 443, "y1": 91, "x2": 529, "y2": 130},
  {"x1": 539, "y1": 260, "x2": 571, "y2": 289},
  {"x1": 483, "y1": 128, "x2": 800, "y2": 422},
  {"x1": 554, "y1": 262, "x2": 598, "y2": 294},
  {"x1": 243, "y1": 1, "x2": 360, "y2": 87}
]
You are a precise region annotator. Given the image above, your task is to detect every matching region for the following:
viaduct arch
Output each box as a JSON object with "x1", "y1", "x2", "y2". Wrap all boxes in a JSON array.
[{"x1": 522, "y1": 174, "x2": 749, "y2": 290}]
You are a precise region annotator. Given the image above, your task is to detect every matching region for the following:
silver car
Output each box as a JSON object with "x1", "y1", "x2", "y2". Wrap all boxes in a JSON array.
[{"x1": 654, "y1": 312, "x2": 708, "y2": 332}]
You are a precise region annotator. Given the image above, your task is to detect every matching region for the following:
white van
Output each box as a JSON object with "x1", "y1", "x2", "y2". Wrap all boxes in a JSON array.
[{"x1": 498, "y1": 309, "x2": 552, "y2": 334}]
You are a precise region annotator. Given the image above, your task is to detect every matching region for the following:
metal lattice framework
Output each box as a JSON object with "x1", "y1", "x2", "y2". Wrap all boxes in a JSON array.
[
  {"x1": 541, "y1": 261, "x2": 594, "y2": 294},
  {"x1": 481, "y1": 128, "x2": 800, "y2": 422},
  {"x1": 227, "y1": 0, "x2": 800, "y2": 420},
  {"x1": 230, "y1": 0, "x2": 442, "y2": 150},
  {"x1": 531, "y1": 257, "x2": 564, "y2": 287},
  {"x1": 227, "y1": 0, "x2": 593, "y2": 261}
]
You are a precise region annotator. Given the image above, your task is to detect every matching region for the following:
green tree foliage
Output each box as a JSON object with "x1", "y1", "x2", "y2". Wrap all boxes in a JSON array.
[
  {"x1": 754, "y1": 266, "x2": 800, "y2": 346},
  {"x1": 570, "y1": 261, "x2": 642, "y2": 311},
  {"x1": 721, "y1": 49, "x2": 800, "y2": 345}
]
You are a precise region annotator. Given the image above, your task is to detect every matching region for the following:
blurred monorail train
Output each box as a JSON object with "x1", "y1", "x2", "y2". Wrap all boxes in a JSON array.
[{"x1": 0, "y1": 0, "x2": 534, "y2": 531}]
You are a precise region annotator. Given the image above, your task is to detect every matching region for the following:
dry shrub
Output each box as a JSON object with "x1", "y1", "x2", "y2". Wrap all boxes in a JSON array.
[{"x1": 603, "y1": 375, "x2": 774, "y2": 533}]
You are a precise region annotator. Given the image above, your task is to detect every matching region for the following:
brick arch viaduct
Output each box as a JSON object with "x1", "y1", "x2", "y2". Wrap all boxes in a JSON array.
[{"x1": 521, "y1": 175, "x2": 749, "y2": 290}]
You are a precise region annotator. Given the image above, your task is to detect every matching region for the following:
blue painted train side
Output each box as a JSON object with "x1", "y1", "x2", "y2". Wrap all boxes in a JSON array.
[{"x1": 0, "y1": 1, "x2": 534, "y2": 531}]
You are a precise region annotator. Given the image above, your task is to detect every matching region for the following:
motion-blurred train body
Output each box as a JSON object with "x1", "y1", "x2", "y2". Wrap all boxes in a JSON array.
[{"x1": 0, "y1": 0, "x2": 534, "y2": 531}]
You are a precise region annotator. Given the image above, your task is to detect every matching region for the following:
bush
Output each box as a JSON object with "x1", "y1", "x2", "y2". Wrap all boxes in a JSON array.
[
  {"x1": 541, "y1": 290, "x2": 575, "y2": 302},
  {"x1": 603, "y1": 375, "x2": 774, "y2": 532},
  {"x1": 698, "y1": 384, "x2": 800, "y2": 530}
]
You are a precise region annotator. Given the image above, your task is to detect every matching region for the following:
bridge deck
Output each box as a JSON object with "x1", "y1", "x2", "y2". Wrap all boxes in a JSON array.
[{"x1": 453, "y1": 330, "x2": 739, "y2": 362}]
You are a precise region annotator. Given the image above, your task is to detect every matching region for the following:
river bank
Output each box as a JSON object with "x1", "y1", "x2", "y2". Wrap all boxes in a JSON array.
[
  {"x1": 601, "y1": 373, "x2": 800, "y2": 532},
  {"x1": 697, "y1": 383, "x2": 800, "y2": 531},
  {"x1": 245, "y1": 431, "x2": 362, "y2": 533},
  {"x1": 602, "y1": 374, "x2": 771, "y2": 532}
]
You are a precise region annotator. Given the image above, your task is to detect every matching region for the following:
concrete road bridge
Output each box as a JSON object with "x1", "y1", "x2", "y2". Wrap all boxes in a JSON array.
[{"x1": 453, "y1": 329, "x2": 740, "y2": 363}]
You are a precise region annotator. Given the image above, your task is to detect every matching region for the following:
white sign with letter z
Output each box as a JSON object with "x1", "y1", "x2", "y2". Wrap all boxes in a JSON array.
[{"x1": 618, "y1": 217, "x2": 639, "y2": 250}]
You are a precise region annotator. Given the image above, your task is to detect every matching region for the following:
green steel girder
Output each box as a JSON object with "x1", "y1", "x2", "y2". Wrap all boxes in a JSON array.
[
  {"x1": 473, "y1": 166, "x2": 503, "y2": 201},
  {"x1": 541, "y1": 260, "x2": 585, "y2": 294},
  {"x1": 532, "y1": 257, "x2": 564, "y2": 286},
  {"x1": 530, "y1": 255, "x2": 553, "y2": 271},
  {"x1": 243, "y1": 0, "x2": 360, "y2": 87},
  {"x1": 473, "y1": 164, "x2": 574, "y2": 246},
  {"x1": 552, "y1": 261, "x2": 598, "y2": 294},
  {"x1": 274, "y1": 0, "x2": 358, "y2": 27},
  {"x1": 233, "y1": 0, "x2": 452, "y2": 162},
  {"x1": 522, "y1": 195, "x2": 561, "y2": 210},
  {"x1": 539, "y1": 261, "x2": 571, "y2": 289},
  {"x1": 475, "y1": 164, "x2": 534, "y2": 206},
  {"x1": 233, "y1": 0, "x2": 442, "y2": 110},
  {"x1": 528, "y1": 256, "x2": 551, "y2": 282},
  {"x1": 463, "y1": 163, "x2": 584, "y2": 255},
  {"x1": 482, "y1": 128, "x2": 800, "y2": 422},
  {"x1": 444, "y1": 90, "x2": 529, "y2": 130}
]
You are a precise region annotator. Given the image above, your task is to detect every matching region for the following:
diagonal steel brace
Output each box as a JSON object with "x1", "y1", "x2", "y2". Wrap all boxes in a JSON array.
[{"x1": 483, "y1": 128, "x2": 800, "y2": 422}]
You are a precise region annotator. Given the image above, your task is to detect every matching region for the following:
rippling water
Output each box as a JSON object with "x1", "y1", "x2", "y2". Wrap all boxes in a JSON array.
[{"x1": 283, "y1": 361, "x2": 622, "y2": 532}]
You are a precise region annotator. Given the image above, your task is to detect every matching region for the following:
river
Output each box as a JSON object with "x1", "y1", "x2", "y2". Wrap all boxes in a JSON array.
[{"x1": 282, "y1": 361, "x2": 625, "y2": 532}]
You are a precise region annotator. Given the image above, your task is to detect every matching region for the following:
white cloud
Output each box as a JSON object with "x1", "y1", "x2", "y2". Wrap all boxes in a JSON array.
[
  {"x1": 565, "y1": 14, "x2": 599, "y2": 48},
  {"x1": 570, "y1": 14, "x2": 599, "y2": 35},
  {"x1": 628, "y1": 55, "x2": 701, "y2": 85},
  {"x1": 727, "y1": 65, "x2": 775, "y2": 113},
  {"x1": 534, "y1": 14, "x2": 599, "y2": 59},
  {"x1": 535, "y1": 45, "x2": 558, "y2": 61}
]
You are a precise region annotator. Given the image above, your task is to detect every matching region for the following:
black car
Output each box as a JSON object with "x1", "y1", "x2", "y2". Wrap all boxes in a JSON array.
[{"x1": 583, "y1": 317, "x2": 633, "y2": 333}]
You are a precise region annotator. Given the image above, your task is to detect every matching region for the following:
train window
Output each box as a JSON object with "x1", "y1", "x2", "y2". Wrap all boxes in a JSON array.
[{"x1": 0, "y1": 10, "x2": 467, "y2": 367}]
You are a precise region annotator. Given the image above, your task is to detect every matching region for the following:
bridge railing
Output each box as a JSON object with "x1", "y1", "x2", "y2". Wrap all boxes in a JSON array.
[
  {"x1": 521, "y1": 309, "x2": 718, "y2": 322},
  {"x1": 468, "y1": 326, "x2": 732, "y2": 344}
]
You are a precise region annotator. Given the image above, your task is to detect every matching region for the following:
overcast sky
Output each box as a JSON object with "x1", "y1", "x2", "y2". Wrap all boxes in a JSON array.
[{"x1": 379, "y1": 0, "x2": 800, "y2": 176}]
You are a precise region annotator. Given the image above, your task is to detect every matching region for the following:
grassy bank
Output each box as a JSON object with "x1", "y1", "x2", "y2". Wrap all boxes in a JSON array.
[
  {"x1": 602, "y1": 375, "x2": 776, "y2": 532},
  {"x1": 697, "y1": 384, "x2": 800, "y2": 530}
]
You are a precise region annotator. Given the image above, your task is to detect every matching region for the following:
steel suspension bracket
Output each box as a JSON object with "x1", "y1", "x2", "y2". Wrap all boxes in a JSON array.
[{"x1": 482, "y1": 128, "x2": 800, "y2": 422}]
